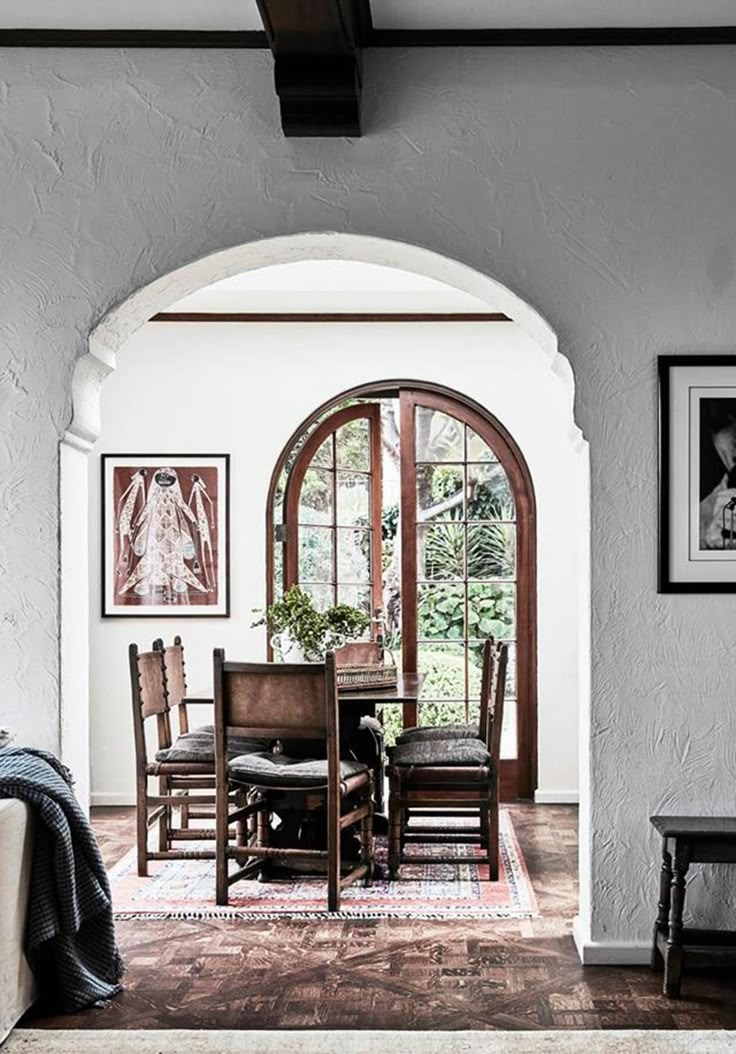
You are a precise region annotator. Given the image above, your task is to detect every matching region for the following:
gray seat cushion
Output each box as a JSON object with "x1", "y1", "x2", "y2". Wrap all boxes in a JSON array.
[
  {"x1": 155, "y1": 725, "x2": 270, "y2": 764},
  {"x1": 391, "y1": 738, "x2": 490, "y2": 767},
  {"x1": 395, "y1": 722, "x2": 480, "y2": 746},
  {"x1": 228, "y1": 752, "x2": 368, "y2": 789}
]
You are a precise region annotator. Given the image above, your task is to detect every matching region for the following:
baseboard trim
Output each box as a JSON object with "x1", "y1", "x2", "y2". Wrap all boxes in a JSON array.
[
  {"x1": 573, "y1": 916, "x2": 651, "y2": 965},
  {"x1": 91, "y1": 792, "x2": 135, "y2": 807},
  {"x1": 534, "y1": 790, "x2": 579, "y2": 804}
]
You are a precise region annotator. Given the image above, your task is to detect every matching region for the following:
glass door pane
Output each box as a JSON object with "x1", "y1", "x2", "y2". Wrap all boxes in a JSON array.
[
  {"x1": 414, "y1": 405, "x2": 518, "y2": 759},
  {"x1": 284, "y1": 403, "x2": 383, "y2": 625}
]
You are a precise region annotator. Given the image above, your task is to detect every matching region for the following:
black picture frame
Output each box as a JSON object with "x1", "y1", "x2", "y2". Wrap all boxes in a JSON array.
[
  {"x1": 101, "y1": 453, "x2": 231, "y2": 617},
  {"x1": 658, "y1": 355, "x2": 736, "y2": 593}
]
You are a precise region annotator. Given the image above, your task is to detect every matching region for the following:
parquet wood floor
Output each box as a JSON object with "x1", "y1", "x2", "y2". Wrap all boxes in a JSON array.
[{"x1": 24, "y1": 805, "x2": 736, "y2": 1032}]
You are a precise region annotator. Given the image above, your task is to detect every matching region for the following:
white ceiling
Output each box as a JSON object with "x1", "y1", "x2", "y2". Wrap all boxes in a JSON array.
[
  {"x1": 167, "y1": 261, "x2": 493, "y2": 313},
  {"x1": 2, "y1": 0, "x2": 734, "y2": 31},
  {"x1": 0, "y1": 1, "x2": 263, "y2": 31},
  {"x1": 370, "y1": 1, "x2": 736, "y2": 30}
]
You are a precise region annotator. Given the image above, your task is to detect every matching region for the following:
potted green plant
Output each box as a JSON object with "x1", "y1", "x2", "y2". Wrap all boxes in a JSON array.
[{"x1": 252, "y1": 586, "x2": 371, "y2": 662}]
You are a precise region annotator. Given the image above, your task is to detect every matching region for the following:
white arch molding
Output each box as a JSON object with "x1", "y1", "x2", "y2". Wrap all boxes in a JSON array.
[{"x1": 59, "y1": 232, "x2": 592, "y2": 953}]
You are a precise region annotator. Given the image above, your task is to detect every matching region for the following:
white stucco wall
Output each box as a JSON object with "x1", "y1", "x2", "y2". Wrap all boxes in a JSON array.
[
  {"x1": 88, "y1": 319, "x2": 584, "y2": 805},
  {"x1": 2, "y1": 44, "x2": 736, "y2": 950}
]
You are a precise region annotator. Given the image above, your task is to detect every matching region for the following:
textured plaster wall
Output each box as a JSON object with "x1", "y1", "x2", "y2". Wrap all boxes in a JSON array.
[{"x1": 1, "y1": 45, "x2": 736, "y2": 944}]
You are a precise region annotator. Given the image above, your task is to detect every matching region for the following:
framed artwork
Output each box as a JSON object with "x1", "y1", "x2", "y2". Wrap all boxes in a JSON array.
[
  {"x1": 102, "y1": 454, "x2": 230, "y2": 617},
  {"x1": 659, "y1": 356, "x2": 736, "y2": 592}
]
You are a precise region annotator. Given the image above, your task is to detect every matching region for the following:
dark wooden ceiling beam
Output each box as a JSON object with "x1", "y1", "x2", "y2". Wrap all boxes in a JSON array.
[
  {"x1": 150, "y1": 312, "x2": 512, "y2": 322},
  {"x1": 255, "y1": 0, "x2": 368, "y2": 136},
  {"x1": 0, "y1": 28, "x2": 268, "y2": 47},
  {"x1": 368, "y1": 25, "x2": 736, "y2": 47},
  {"x1": 3, "y1": 25, "x2": 736, "y2": 49}
]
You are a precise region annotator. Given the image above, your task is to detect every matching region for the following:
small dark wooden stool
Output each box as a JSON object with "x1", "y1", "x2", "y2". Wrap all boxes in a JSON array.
[{"x1": 650, "y1": 815, "x2": 736, "y2": 997}]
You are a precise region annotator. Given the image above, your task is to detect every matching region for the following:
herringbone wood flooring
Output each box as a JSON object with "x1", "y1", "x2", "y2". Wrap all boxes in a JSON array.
[{"x1": 24, "y1": 804, "x2": 736, "y2": 1031}]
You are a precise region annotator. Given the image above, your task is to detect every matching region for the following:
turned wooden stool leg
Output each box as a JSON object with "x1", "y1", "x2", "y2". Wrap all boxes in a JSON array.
[
  {"x1": 233, "y1": 789, "x2": 248, "y2": 865},
  {"x1": 664, "y1": 841, "x2": 690, "y2": 997},
  {"x1": 651, "y1": 839, "x2": 672, "y2": 971},
  {"x1": 360, "y1": 777, "x2": 375, "y2": 887},
  {"x1": 479, "y1": 809, "x2": 489, "y2": 851},
  {"x1": 158, "y1": 774, "x2": 169, "y2": 853},
  {"x1": 388, "y1": 772, "x2": 402, "y2": 880},
  {"x1": 256, "y1": 794, "x2": 271, "y2": 882}
]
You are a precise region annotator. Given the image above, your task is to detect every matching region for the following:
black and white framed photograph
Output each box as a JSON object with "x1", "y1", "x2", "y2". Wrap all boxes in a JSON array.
[
  {"x1": 659, "y1": 356, "x2": 736, "y2": 592},
  {"x1": 102, "y1": 454, "x2": 230, "y2": 617}
]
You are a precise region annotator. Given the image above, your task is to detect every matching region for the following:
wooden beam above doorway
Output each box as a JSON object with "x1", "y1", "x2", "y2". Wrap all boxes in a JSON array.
[
  {"x1": 254, "y1": 0, "x2": 369, "y2": 137},
  {"x1": 149, "y1": 311, "x2": 513, "y2": 322}
]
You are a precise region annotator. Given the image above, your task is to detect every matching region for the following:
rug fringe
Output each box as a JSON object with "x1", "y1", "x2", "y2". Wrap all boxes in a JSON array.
[{"x1": 114, "y1": 909, "x2": 540, "y2": 921}]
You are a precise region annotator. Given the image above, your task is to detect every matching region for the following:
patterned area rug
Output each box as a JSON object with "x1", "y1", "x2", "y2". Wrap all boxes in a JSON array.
[{"x1": 108, "y1": 809, "x2": 538, "y2": 921}]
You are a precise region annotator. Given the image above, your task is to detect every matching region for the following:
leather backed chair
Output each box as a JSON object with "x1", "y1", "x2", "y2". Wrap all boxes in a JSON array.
[
  {"x1": 151, "y1": 636, "x2": 265, "y2": 764},
  {"x1": 153, "y1": 635, "x2": 190, "y2": 732},
  {"x1": 129, "y1": 643, "x2": 218, "y2": 876},
  {"x1": 392, "y1": 636, "x2": 497, "y2": 748},
  {"x1": 130, "y1": 643, "x2": 267, "y2": 876},
  {"x1": 214, "y1": 650, "x2": 374, "y2": 911},
  {"x1": 387, "y1": 639, "x2": 508, "y2": 881}
]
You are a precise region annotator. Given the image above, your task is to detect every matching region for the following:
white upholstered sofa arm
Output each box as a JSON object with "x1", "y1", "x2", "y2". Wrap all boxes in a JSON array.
[{"x1": 0, "y1": 799, "x2": 36, "y2": 1042}]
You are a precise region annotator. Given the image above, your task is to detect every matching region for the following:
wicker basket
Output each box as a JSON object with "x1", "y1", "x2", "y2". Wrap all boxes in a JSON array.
[{"x1": 337, "y1": 662, "x2": 399, "y2": 691}]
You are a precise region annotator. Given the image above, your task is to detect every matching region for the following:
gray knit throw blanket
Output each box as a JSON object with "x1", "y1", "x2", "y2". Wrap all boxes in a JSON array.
[{"x1": 0, "y1": 746, "x2": 124, "y2": 1013}]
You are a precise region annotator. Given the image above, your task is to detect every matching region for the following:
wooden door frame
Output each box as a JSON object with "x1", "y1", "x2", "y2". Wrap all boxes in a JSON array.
[
  {"x1": 282, "y1": 401, "x2": 383, "y2": 617},
  {"x1": 266, "y1": 379, "x2": 537, "y2": 799}
]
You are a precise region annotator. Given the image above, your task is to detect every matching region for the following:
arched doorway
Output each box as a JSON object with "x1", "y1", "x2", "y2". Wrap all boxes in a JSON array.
[
  {"x1": 60, "y1": 232, "x2": 591, "y2": 952},
  {"x1": 267, "y1": 380, "x2": 536, "y2": 800}
]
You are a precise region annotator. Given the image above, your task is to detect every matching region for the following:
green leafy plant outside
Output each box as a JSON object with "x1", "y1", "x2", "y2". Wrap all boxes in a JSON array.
[{"x1": 417, "y1": 582, "x2": 514, "y2": 642}]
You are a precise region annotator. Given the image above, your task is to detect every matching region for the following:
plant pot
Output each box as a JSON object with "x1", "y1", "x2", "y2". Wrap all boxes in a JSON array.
[{"x1": 271, "y1": 630, "x2": 307, "y2": 663}]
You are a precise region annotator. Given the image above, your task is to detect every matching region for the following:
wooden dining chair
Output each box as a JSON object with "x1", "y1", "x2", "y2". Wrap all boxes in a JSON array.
[
  {"x1": 152, "y1": 635, "x2": 268, "y2": 767},
  {"x1": 152, "y1": 634, "x2": 215, "y2": 832},
  {"x1": 387, "y1": 639, "x2": 508, "y2": 881},
  {"x1": 392, "y1": 636, "x2": 497, "y2": 748},
  {"x1": 214, "y1": 649, "x2": 375, "y2": 911},
  {"x1": 129, "y1": 642, "x2": 218, "y2": 876}
]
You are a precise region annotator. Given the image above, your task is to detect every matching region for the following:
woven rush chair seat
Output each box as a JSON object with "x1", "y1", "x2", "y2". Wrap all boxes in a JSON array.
[
  {"x1": 229, "y1": 753, "x2": 369, "y2": 790},
  {"x1": 395, "y1": 722, "x2": 480, "y2": 747},
  {"x1": 155, "y1": 725, "x2": 270, "y2": 764},
  {"x1": 391, "y1": 738, "x2": 491, "y2": 769}
]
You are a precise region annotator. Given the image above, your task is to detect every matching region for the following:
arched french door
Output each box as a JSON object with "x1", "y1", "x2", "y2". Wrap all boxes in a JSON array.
[{"x1": 268, "y1": 382, "x2": 536, "y2": 800}]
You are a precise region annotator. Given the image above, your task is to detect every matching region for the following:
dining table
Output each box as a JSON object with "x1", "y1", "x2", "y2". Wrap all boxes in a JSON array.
[{"x1": 182, "y1": 672, "x2": 425, "y2": 713}]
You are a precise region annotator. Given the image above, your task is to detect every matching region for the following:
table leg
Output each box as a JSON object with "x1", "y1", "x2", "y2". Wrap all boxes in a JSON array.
[
  {"x1": 664, "y1": 841, "x2": 690, "y2": 998},
  {"x1": 651, "y1": 839, "x2": 672, "y2": 971}
]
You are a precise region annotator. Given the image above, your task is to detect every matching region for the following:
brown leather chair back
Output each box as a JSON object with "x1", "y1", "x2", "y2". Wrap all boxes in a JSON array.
[
  {"x1": 213, "y1": 649, "x2": 339, "y2": 742},
  {"x1": 129, "y1": 643, "x2": 172, "y2": 766},
  {"x1": 153, "y1": 635, "x2": 189, "y2": 733}
]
